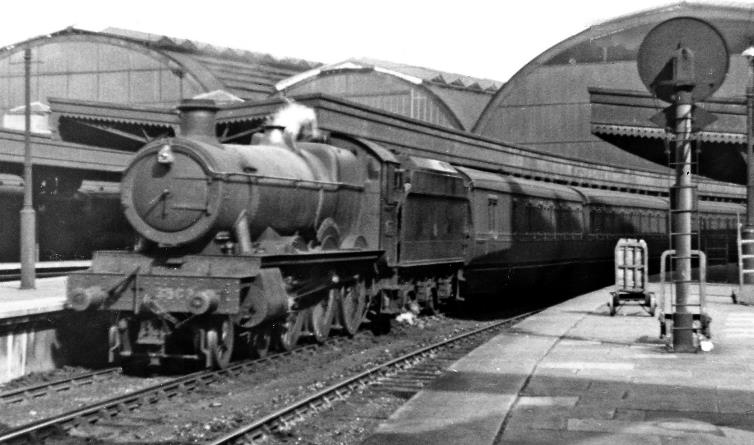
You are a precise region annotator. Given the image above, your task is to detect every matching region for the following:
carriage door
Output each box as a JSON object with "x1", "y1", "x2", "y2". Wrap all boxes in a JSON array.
[{"x1": 380, "y1": 164, "x2": 404, "y2": 265}]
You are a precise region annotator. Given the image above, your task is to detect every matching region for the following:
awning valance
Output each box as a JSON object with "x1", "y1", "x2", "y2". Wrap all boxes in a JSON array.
[{"x1": 592, "y1": 123, "x2": 746, "y2": 144}]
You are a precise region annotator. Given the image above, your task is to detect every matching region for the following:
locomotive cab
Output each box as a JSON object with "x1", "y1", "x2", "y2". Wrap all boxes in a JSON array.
[{"x1": 375, "y1": 155, "x2": 470, "y2": 316}]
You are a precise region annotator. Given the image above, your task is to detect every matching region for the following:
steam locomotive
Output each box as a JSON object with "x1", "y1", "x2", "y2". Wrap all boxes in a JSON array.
[{"x1": 67, "y1": 99, "x2": 743, "y2": 369}]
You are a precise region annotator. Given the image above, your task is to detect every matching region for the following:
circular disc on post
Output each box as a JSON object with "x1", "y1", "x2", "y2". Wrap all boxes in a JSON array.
[{"x1": 637, "y1": 17, "x2": 729, "y2": 103}]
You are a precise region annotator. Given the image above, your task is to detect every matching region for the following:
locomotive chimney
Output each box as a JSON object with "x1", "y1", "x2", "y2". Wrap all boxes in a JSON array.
[{"x1": 177, "y1": 99, "x2": 220, "y2": 142}]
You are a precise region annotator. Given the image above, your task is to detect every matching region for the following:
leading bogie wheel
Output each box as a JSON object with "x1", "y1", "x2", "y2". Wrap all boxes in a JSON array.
[
  {"x1": 274, "y1": 311, "x2": 304, "y2": 351},
  {"x1": 309, "y1": 288, "x2": 337, "y2": 343},
  {"x1": 339, "y1": 280, "x2": 368, "y2": 336},
  {"x1": 207, "y1": 317, "x2": 234, "y2": 369}
]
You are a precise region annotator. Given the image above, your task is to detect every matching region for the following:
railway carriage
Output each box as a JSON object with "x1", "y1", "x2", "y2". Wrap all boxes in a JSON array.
[
  {"x1": 0, "y1": 174, "x2": 23, "y2": 261},
  {"x1": 0, "y1": 174, "x2": 128, "y2": 263},
  {"x1": 458, "y1": 168, "x2": 589, "y2": 298}
]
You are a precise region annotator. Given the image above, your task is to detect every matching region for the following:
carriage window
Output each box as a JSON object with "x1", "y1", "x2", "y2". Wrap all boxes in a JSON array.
[
  {"x1": 487, "y1": 195, "x2": 498, "y2": 233},
  {"x1": 393, "y1": 169, "x2": 404, "y2": 190},
  {"x1": 591, "y1": 209, "x2": 600, "y2": 233},
  {"x1": 528, "y1": 203, "x2": 539, "y2": 232},
  {"x1": 513, "y1": 199, "x2": 527, "y2": 233},
  {"x1": 556, "y1": 206, "x2": 567, "y2": 232}
]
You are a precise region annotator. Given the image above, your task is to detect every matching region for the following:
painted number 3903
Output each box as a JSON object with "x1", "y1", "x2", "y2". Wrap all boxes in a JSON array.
[{"x1": 154, "y1": 287, "x2": 196, "y2": 301}]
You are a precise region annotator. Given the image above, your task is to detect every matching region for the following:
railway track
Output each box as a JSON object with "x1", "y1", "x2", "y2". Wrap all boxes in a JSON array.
[
  {"x1": 206, "y1": 311, "x2": 535, "y2": 445},
  {"x1": 0, "y1": 312, "x2": 532, "y2": 444},
  {"x1": 0, "y1": 335, "x2": 357, "y2": 444},
  {"x1": 0, "y1": 367, "x2": 122, "y2": 406}
]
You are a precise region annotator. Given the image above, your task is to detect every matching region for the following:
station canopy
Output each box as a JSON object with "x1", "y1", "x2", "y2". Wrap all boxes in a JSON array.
[{"x1": 473, "y1": 2, "x2": 754, "y2": 185}]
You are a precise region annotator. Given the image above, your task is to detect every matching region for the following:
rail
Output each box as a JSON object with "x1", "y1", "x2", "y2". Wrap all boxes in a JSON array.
[
  {"x1": 0, "y1": 334, "x2": 356, "y2": 444},
  {"x1": 207, "y1": 311, "x2": 536, "y2": 445},
  {"x1": 0, "y1": 367, "x2": 121, "y2": 405}
]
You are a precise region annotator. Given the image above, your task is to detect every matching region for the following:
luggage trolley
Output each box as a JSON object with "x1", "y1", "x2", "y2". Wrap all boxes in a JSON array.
[
  {"x1": 609, "y1": 238, "x2": 656, "y2": 316},
  {"x1": 658, "y1": 249, "x2": 711, "y2": 341}
]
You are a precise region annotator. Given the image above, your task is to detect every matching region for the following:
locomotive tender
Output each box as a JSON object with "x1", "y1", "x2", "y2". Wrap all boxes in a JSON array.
[{"x1": 67, "y1": 99, "x2": 743, "y2": 369}]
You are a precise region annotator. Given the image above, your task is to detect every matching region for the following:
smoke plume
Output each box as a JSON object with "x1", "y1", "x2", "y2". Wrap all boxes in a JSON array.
[{"x1": 271, "y1": 101, "x2": 320, "y2": 141}]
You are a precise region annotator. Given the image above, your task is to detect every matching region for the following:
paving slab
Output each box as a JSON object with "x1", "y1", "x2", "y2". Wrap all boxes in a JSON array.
[
  {"x1": 0, "y1": 276, "x2": 67, "y2": 319},
  {"x1": 0, "y1": 260, "x2": 89, "y2": 271},
  {"x1": 361, "y1": 283, "x2": 754, "y2": 445}
]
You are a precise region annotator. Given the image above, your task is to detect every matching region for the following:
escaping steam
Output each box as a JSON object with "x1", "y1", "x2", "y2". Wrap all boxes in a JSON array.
[{"x1": 271, "y1": 101, "x2": 320, "y2": 142}]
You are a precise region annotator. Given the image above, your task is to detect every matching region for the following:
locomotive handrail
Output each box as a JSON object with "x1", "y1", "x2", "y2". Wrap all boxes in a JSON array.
[
  {"x1": 222, "y1": 172, "x2": 364, "y2": 191},
  {"x1": 140, "y1": 148, "x2": 363, "y2": 193}
]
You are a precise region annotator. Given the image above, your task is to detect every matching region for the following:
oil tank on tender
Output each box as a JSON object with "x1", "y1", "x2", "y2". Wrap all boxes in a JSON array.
[{"x1": 67, "y1": 100, "x2": 381, "y2": 369}]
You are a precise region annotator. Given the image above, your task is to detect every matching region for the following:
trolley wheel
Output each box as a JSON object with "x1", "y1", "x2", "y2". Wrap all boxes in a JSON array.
[
  {"x1": 339, "y1": 279, "x2": 368, "y2": 336},
  {"x1": 660, "y1": 314, "x2": 674, "y2": 340},
  {"x1": 702, "y1": 324, "x2": 712, "y2": 339},
  {"x1": 701, "y1": 313, "x2": 712, "y2": 339},
  {"x1": 274, "y1": 311, "x2": 304, "y2": 352},
  {"x1": 309, "y1": 288, "x2": 336, "y2": 343},
  {"x1": 247, "y1": 324, "x2": 272, "y2": 359},
  {"x1": 207, "y1": 318, "x2": 234, "y2": 369}
]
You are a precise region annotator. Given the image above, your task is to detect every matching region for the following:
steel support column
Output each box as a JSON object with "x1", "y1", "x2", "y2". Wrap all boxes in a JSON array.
[{"x1": 672, "y1": 89, "x2": 695, "y2": 352}]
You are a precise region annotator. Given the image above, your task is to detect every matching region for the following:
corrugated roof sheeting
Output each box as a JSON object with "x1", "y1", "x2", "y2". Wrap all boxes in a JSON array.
[
  {"x1": 278, "y1": 58, "x2": 503, "y2": 131},
  {"x1": 424, "y1": 84, "x2": 495, "y2": 132},
  {"x1": 349, "y1": 57, "x2": 502, "y2": 92},
  {"x1": 102, "y1": 27, "x2": 320, "y2": 101},
  {"x1": 103, "y1": 27, "x2": 318, "y2": 70}
]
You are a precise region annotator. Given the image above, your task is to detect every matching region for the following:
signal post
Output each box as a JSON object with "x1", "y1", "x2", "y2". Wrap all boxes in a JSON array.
[{"x1": 637, "y1": 18, "x2": 728, "y2": 351}]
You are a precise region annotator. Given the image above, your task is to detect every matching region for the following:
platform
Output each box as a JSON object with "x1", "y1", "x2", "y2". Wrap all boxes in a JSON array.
[
  {"x1": 0, "y1": 260, "x2": 90, "y2": 282},
  {"x1": 0, "y1": 276, "x2": 71, "y2": 384},
  {"x1": 363, "y1": 283, "x2": 754, "y2": 445},
  {"x1": 0, "y1": 260, "x2": 90, "y2": 272},
  {"x1": 0, "y1": 276, "x2": 68, "y2": 320}
]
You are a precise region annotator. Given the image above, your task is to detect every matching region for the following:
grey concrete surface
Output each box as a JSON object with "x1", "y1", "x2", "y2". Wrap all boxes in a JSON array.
[
  {"x1": 364, "y1": 283, "x2": 754, "y2": 445},
  {"x1": 0, "y1": 276, "x2": 67, "y2": 318}
]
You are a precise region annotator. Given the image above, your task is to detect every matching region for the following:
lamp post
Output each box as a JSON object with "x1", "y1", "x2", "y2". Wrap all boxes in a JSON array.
[
  {"x1": 19, "y1": 46, "x2": 35, "y2": 289},
  {"x1": 743, "y1": 45, "x2": 754, "y2": 289}
]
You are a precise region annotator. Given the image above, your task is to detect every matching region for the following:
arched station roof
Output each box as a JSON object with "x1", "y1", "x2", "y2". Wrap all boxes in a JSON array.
[
  {"x1": 0, "y1": 26, "x2": 319, "y2": 117},
  {"x1": 473, "y1": 2, "x2": 754, "y2": 183},
  {"x1": 277, "y1": 57, "x2": 503, "y2": 131}
]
